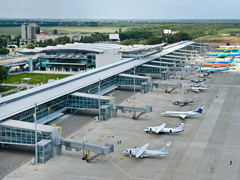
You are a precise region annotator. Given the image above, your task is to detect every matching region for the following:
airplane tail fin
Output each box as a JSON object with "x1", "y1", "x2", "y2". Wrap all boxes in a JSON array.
[
  {"x1": 175, "y1": 122, "x2": 185, "y2": 131},
  {"x1": 195, "y1": 106, "x2": 205, "y2": 114},
  {"x1": 159, "y1": 142, "x2": 171, "y2": 155}
]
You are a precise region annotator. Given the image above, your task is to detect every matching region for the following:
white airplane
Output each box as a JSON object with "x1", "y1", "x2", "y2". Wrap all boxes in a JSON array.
[
  {"x1": 172, "y1": 99, "x2": 194, "y2": 106},
  {"x1": 191, "y1": 79, "x2": 206, "y2": 83},
  {"x1": 196, "y1": 73, "x2": 209, "y2": 78},
  {"x1": 187, "y1": 85, "x2": 209, "y2": 93},
  {"x1": 197, "y1": 64, "x2": 230, "y2": 73},
  {"x1": 123, "y1": 142, "x2": 171, "y2": 158},
  {"x1": 144, "y1": 122, "x2": 185, "y2": 134},
  {"x1": 192, "y1": 82, "x2": 205, "y2": 87},
  {"x1": 161, "y1": 106, "x2": 205, "y2": 119}
]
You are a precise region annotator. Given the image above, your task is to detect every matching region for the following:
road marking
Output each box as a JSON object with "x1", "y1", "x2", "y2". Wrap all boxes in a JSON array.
[
  {"x1": 107, "y1": 159, "x2": 153, "y2": 180},
  {"x1": 213, "y1": 147, "x2": 240, "y2": 157},
  {"x1": 97, "y1": 135, "x2": 104, "y2": 142},
  {"x1": 119, "y1": 154, "x2": 125, "y2": 160},
  {"x1": 169, "y1": 159, "x2": 235, "y2": 168}
]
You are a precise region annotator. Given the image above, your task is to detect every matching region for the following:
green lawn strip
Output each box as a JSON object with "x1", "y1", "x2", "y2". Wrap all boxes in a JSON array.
[
  {"x1": 2, "y1": 91, "x2": 16, "y2": 97},
  {"x1": 218, "y1": 28, "x2": 240, "y2": 34},
  {"x1": 5, "y1": 73, "x2": 72, "y2": 85},
  {"x1": 40, "y1": 26, "x2": 127, "y2": 34},
  {"x1": 0, "y1": 26, "x2": 127, "y2": 35},
  {"x1": 0, "y1": 86, "x2": 18, "y2": 93}
]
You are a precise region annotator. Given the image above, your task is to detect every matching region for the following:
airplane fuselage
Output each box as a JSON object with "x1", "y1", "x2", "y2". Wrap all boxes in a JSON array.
[
  {"x1": 123, "y1": 149, "x2": 167, "y2": 158},
  {"x1": 145, "y1": 127, "x2": 182, "y2": 134},
  {"x1": 163, "y1": 111, "x2": 200, "y2": 117}
]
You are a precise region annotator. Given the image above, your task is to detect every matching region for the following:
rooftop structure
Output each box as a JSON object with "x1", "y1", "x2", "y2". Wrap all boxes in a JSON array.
[
  {"x1": 36, "y1": 33, "x2": 91, "y2": 42},
  {"x1": 0, "y1": 41, "x2": 194, "y2": 123}
]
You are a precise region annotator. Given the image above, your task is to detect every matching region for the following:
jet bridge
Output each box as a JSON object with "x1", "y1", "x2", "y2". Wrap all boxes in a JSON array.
[
  {"x1": 68, "y1": 92, "x2": 115, "y2": 120},
  {"x1": 114, "y1": 105, "x2": 152, "y2": 120},
  {"x1": 162, "y1": 70, "x2": 192, "y2": 80},
  {"x1": 152, "y1": 82, "x2": 182, "y2": 93},
  {"x1": 60, "y1": 138, "x2": 114, "y2": 162}
]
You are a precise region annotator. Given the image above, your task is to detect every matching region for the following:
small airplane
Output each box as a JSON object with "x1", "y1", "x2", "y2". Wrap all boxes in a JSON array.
[
  {"x1": 198, "y1": 64, "x2": 230, "y2": 73},
  {"x1": 192, "y1": 82, "x2": 206, "y2": 87},
  {"x1": 191, "y1": 79, "x2": 206, "y2": 83},
  {"x1": 196, "y1": 73, "x2": 209, "y2": 78},
  {"x1": 123, "y1": 142, "x2": 171, "y2": 158},
  {"x1": 172, "y1": 99, "x2": 194, "y2": 106},
  {"x1": 144, "y1": 122, "x2": 185, "y2": 134},
  {"x1": 186, "y1": 85, "x2": 209, "y2": 93},
  {"x1": 161, "y1": 106, "x2": 205, "y2": 119}
]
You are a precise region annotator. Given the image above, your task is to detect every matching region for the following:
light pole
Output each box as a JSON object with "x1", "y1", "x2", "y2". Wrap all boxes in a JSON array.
[
  {"x1": 98, "y1": 79, "x2": 101, "y2": 121},
  {"x1": 200, "y1": 39, "x2": 202, "y2": 56},
  {"x1": 34, "y1": 103, "x2": 38, "y2": 165},
  {"x1": 133, "y1": 66, "x2": 136, "y2": 105}
]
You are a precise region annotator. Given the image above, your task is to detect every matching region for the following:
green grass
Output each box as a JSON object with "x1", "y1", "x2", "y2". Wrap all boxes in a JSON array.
[
  {"x1": 2, "y1": 91, "x2": 16, "y2": 97},
  {"x1": 0, "y1": 27, "x2": 21, "y2": 35},
  {"x1": 218, "y1": 28, "x2": 240, "y2": 34},
  {"x1": 0, "y1": 26, "x2": 127, "y2": 35},
  {"x1": 198, "y1": 34, "x2": 223, "y2": 39},
  {"x1": 6, "y1": 73, "x2": 72, "y2": 85},
  {"x1": 41, "y1": 26, "x2": 127, "y2": 34},
  {"x1": 0, "y1": 86, "x2": 17, "y2": 93}
]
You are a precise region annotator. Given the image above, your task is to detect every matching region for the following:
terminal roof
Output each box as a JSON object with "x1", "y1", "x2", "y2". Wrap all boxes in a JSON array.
[
  {"x1": 0, "y1": 41, "x2": 194, "y2": 121},
  {"x1": 0, "y1": 120, "x2": 59, "y2": 132}
]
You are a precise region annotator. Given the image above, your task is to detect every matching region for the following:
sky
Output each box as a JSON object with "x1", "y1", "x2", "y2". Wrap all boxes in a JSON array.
[{"x1": 0, "y1": 0, "x2": 240, "y2": 20}]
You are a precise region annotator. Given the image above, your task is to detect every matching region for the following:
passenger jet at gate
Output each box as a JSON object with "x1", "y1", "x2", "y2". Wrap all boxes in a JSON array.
[
  {"x1": 144, "y1": 122, "x2": 185, "y2": 134},
  {"x1": 161, "y1": 107, "x2": 205, "y2": 119},
  {"x1": 123, "y1": 142, "x2": 171, "y2": 158}
]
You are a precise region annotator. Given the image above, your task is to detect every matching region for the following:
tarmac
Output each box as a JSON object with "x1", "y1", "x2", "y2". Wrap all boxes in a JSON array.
[
  {"x1": 3, "y1": 63, "x2": 240, "y2": 180},
  {"x1": 0, "y1": 90, "x2": 134, "y2": 179}
]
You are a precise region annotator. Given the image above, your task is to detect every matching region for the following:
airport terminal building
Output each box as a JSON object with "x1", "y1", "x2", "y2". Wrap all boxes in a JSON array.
[
  {"x1": 20, "y1": 43, "x2": 165, "y2": 72},
  {"x1": 0, "y1": 41, "x2": 209, "y2": 164}
]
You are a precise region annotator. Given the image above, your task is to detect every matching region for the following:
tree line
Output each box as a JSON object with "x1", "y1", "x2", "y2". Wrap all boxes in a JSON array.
[
  {"x1": 30, "y1": 33, "x2": 109, "y2": 48},
  {"x1": 0, "y1": 38, "x2": 9, "y2": 55}
]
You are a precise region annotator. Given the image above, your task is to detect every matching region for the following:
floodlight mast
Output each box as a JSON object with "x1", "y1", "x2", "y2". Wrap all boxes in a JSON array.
[
  {"x1": 134, "y1": 66, "x2": 136, "y2": 104},
  {"x1": 98, "y1": 79, "x2": 101, "y2": 121},
  {"x1": 34, "y1": 103, "x2": 38, "y2": 165}
]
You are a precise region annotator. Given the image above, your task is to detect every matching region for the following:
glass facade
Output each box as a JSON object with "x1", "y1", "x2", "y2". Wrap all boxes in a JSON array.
[
  {"x1": 38, "y1": 140, "x2": 53, "y2": 164},
  {"x1": 0, "y1": 125, "x2": 52, "y2": 145}
]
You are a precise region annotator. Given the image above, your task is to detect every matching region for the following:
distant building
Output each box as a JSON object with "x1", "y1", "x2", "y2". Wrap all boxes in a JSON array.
[
  {"x1": 21, "y1": 23, "x2": 40, "y2": 40},
  {"x1": 109, "y1": 34, "x2": 120, "y2": 41},
  {"x1": 163, "y1": 30, "x2": 180, "y2": 35},
  {"x1": 172, "y1": 31, "x2": 179, "y2": 35},
  {"x1": 19, "y1": 43, "x2": 163, "y2": 72},
  {"x1": 40, "y1": 32, "x2": 49, "y2": 35},
  {"x1": 36, "y1": 33, "x2": 91, "y2": 42},
  {"x1": 163, "y1": 30, "x2": 172, "y2": 35},
  {"x1": 10, "y1": 35, "x2": 16, "y2": 40}
]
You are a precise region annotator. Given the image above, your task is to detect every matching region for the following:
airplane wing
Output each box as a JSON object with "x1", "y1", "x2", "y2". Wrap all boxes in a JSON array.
[
  {"x1": 136, "y1": 143, "x2": 150, "y2": 158},
  {"x1": 180, "y1": 102, "x2": 185, "y2": 106},
  {"x1": 190, "y1": 87, "x2": 200, "y2": 93},
  {"x1": 155, "y1": 123, "x2": 166, "y2": 133},
  {"x1": 180, "y1": 114, "x2": 187, "y2": 119},
  {"x1": 193, "y1": 89, "x2": 199, "y2": 93}
]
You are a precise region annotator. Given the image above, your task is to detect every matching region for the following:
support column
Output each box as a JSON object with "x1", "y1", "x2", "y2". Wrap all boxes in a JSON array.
[
  {"x1": 19, "y1": 65, "x2": 24, "y2": 72},
  {"x1": 28, "y1": 58, "x2": 33, "y2": 72},
  {"x1": 6, "y1": 67, "x2": 10, "y2": 74}
]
